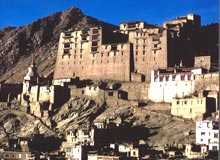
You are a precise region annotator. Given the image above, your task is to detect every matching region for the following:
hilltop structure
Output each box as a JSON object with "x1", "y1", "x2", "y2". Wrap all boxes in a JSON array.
[{"x1": 53, "y1": 14, "x2": 201, "y2": 85}]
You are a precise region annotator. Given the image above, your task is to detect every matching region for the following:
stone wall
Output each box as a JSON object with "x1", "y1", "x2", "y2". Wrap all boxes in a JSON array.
[
  {"x1": 194, "y1": 72, "x2": 219, "y2": 90},
  {"x1": 54, "y1": 27, "x2": 131, "y2": 82}
]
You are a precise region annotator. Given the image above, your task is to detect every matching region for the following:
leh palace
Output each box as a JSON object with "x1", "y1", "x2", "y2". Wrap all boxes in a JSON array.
[{"x1": 0, "y1": 12, "x2": 219, "y2": 160}]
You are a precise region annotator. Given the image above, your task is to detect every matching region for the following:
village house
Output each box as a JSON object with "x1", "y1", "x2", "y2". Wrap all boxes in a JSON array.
[
  {"x1": 184, "y1": 143, "x2": 208, "y2": 159},
  {"x1": 171, "y1": 91, "x2": 207, "y2": 120},
  {"x1": 0, "y1": 149, "x2": 35, "y2": 160},
  {"x1": 196, "y1": 120, "x2": 219, "y2": 151},
  {"x1": 88, "y1": 153, "x2": 120, "y2": 160}
]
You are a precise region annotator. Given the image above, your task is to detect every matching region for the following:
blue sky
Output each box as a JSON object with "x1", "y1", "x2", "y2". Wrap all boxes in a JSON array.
[{"x1": 0, "y1": 0, "x2": 218, "y2": 29}]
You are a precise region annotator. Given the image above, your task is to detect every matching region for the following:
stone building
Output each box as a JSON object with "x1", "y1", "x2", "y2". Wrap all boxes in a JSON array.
[
  {"x1": 20, "y1": 60, "x2": 69, "y2": 117},
  {"x1": 196, "y1": 120, "x2": 219, "y2": 151},
  {"x1": 69, "y1": 82, "x2": 138, "y2": 107},
  {"x1": 184, "y1": 144, "x2": 208, "y2": 159},
  {"x1": 148, "y1": 67, "x2": 201, "y2": 103},
  {"x1": 171, "y1": 94, "x2": 206, "y2": 120},
  {"x1": 53, "y1": 14, "x2": 201, "y2": 84},
  {"x1": 194, "y1": 56, "x2": 211, "y2": 71}
]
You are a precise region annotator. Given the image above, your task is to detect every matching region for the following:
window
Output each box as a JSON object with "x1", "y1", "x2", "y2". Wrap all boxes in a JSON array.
[
  {"x1": 93, "y1": 29, "x2": 99, "y2": 34},
  {"x1": 111, "y1": 45, "x2": 117, "y2": 51},
  {"x1": 101, "y1": 53, "x2": 104, "y2": 57},
  {"x1": 201, "y1": 132, "x2": 205, "y2": 135},
  {"x1": 136, "y1": 45, "x2": 138, "y2": 50},
  {"x1": 184, "y1": 101, "x2": 187, "y2": 104},
  {"x1": 80, "y1": 55, "x2": 82, "y2": 58},
  {"x1": 63, "y1": 49, "x2": 70, "y2": 55},
  {"x1": 212, "y1": 146, "x2": 218, "y2": 151},
  {"x1": 64, "y1": 43, "x2": 70, "y2": 48},
  {"x1": 214, "y1": 133, "x2": 218, "y2": 138},
  {"x1": 143, "y1": 45, "x2": 146, "y2": 50},
  {"x1": 133, "y1": 151, "x2": 136, "y2": 156},
  {"x1": 82, "y1": 36, "x2": 87, "y2": 41},
  {"x1": 154, "y1": 50, "x2": 156, "y2": 54},
  {"x1": 91, "y1": 47, "x2": 97, "y2": 52},
  {"x1": 143, "y1": 51, "x2": 145, "y2": 55},
  {"x1": 143, "y1": 58, "x2": 145, "y2": 61},
  {"x1": 154, "y1": 44, "x2": 157, "y2": 48},
  {"x1": 136, "y1": 51, "x2": 138, "y2": 55},
  {"x1": 108, "y1": 92, "x2": 113, "y2": 96},
  {"x1": 92, "y1": 35, "x2": 98, "y2": 40},
  {"x1": 190, "y1": 108, "x2": 192, "y2": 113},
  {"x1": 92, "y1": 41, "x2": 98, "y2": 46},
  {"x1": 121, "y1": 51, "x2": 123, "y2": 56},
  {"x1": 177, "y1": 101, "x2": 179, "y2": 105}
]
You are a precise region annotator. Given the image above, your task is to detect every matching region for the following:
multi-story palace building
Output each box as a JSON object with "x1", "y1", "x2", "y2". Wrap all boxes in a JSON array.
[{"x1": 53, "y1": 14, "x2": 201, "y2": 85}]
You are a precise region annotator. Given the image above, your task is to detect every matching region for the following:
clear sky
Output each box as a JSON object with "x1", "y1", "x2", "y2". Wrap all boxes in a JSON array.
[{"x1": 0, "y1": 0, "x2": 218, "y2": 29}]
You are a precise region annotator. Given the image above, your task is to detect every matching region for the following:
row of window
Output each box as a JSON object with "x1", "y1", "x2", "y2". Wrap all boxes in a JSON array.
[{"x1": 176, "y1": 100, "x2": 203, "y2": 105}]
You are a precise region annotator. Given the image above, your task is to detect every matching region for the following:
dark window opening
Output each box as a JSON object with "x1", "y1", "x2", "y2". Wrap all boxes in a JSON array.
[
  {"x1": 64, "y1": 32, "x2": 71, "y2": 37},
  {"x1": 63, "y1": 49, "x2": 70, "y2": 55},
  {"x1": 111, "y1": 45, "x2": 117, "y2": 51},
  {"x1": 64, "y1": 43, "x2": 70, "y2": 48},
  {"x1": 92, "y1": 35, "x2": 98, "y2": 40},
  {"x1": 91, "y1": 47, "x2": 98, "y2": 52},
  {"x1": 108, "y1": 92, "x2": 113, "y2": 96},
  {"x1": 92, "y1": 41, "x2": 98, "y2": 46},
  {"x1": 82, "y1": 36, "x2": 87, "y2": 41},
  {"x1": 92, "y1": 29, "x2": 99, "y2": 34}
]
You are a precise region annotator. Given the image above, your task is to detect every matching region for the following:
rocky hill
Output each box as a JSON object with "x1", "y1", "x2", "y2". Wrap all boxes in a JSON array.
[
  {"x1": 0, "y1": 7, "x2": 118, "y2": 83},
  {"x1": 0, "y1": 97, "x2": 195, "y2": 149}
]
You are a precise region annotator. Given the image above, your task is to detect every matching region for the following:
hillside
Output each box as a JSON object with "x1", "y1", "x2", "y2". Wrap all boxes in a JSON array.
[{"x1": 0, "y1": 97, "x2": 195, "y2": 149}]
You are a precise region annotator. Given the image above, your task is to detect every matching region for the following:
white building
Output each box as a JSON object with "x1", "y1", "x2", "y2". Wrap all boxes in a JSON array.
[
  {"x1": 148, "y1": 67, "x2": 202, "y2": 103},
  {"x1": 196, "y1": 120, "x2": 219, "y2": 151}
]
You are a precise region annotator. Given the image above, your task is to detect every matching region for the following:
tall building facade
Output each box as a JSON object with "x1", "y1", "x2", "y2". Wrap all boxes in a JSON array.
[{"x1": 53, "y1": 14, "x2": 201, "y2": 84}]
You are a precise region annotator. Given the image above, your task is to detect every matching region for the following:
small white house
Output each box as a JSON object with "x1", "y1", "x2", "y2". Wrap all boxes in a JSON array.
[
  {"x1": 148, "y1": 67, "x2": 202, "y2": 103},
  {"x1": 196, "y1": 120, "x2": 219, "y2": 151}
]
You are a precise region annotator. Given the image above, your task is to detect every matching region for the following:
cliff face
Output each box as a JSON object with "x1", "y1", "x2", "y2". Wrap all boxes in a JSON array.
[{"x1": 0, "y1": 7, "x2": 118, "y2": 83}]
